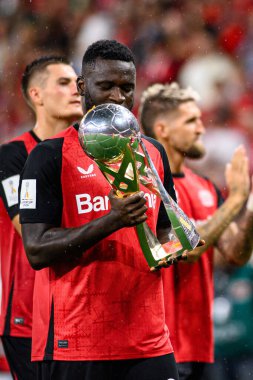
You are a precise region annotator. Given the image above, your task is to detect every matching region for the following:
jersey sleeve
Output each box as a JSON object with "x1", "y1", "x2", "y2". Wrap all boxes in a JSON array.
[
  {"x1": 19, "y1": 138, "x2": 63, "y2": 226},
  {"x1": 142, "y1": 136, "x2": 176, "y2": 229},
  {"x1": 0, "y1": 141, "x2": 28, "y2": 219}
]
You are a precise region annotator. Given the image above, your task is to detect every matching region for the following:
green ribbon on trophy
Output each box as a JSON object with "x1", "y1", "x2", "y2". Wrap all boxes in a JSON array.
[{"x1": 79, "y1": 103, "x2": 200, "y2": 269}]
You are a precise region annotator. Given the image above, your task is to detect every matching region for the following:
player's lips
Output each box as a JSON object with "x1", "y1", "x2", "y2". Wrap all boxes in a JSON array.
[{"x1": 69, "y1": 100, "x2": 81, "y2": 105}]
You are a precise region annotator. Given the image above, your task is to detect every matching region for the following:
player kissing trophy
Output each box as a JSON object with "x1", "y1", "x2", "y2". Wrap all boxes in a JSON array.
[{"x1": 78, "y1": 103, "x2": 200, "y2": 270}]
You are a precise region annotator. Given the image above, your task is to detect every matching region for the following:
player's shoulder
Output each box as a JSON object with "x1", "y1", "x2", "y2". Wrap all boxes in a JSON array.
[
  {"x1": 184, "y1": 166, "x2": 211, "y2": 183},
  {"x1": 35, "y1": 125, "x2": 77, "y2": 151},
  {"x1": 184, "y1": 166, "x2": 221, "y2": 195},
  {"x1": 0, "y1": 139, "x2": 27, "y2": 164},
  {"x1": 28, "y1": 129, "x2": 75, "y2": 166},
  {"x1": 28, "y1": 138, "x2": 64, "y2": 164},
  {"x1": 141, "y1": 134, "x2": 166, "y2": 156},
  {"x1": 0, "y1": 130, "x2": 39, "y2": 157},
  {"x1": 49, "y1": 123, "x2": 78, "y2": 141}
]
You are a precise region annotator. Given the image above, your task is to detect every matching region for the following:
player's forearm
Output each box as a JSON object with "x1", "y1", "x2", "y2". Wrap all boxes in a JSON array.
[
  {"x1": 195, "y1": 194, "x2": 246, "y2": 256},
  {"x1": 218, "y1": 208, "x2": 253, "y2": 266},
  {"x1": 22, "y1": 211, "x2": 125, "y2": 270}
]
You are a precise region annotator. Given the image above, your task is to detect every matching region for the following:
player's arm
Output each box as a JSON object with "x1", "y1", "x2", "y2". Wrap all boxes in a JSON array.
[
  {"x1": 20, "y1": 142, "x2": 148, "y2": 270},
  {"x1": 215, "y1": 179, "x2": 253, "y2": 266},
  {"x1": 185, "y1": 146, "x2": 250, "y2": 263},
  {"x1": 0, "y1": 142, "x2": 27, "y2": 236}
]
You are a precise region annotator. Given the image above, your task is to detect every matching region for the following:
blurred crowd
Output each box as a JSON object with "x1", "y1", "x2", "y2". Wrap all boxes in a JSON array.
[
  {"x1": 0, "y1": 0, "x2": 252, "y2": 190},
  {"x1": 1, "y1": 1, "x2": 253, "y2": 184},
  {"x1": 1, "y1": 0, "x2": 253, "y2": 378}
]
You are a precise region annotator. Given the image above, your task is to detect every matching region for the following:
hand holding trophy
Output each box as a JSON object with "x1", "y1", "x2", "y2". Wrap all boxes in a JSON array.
[{"x1": 78, "y1": 103, "x2": 200, "y2": 270}]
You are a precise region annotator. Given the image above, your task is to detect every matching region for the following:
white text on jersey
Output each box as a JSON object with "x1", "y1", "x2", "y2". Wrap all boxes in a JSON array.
[{"x1": 76, "y1": 193, "x2": 157, "y2": 214}]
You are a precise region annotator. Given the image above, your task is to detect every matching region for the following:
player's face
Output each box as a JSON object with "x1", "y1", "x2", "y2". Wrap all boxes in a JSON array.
[
  {"x1": 78, "y1": 59, "x2": 136, "y2": 112},
  {"x1": 41, "y1": 64, "x2": 83, "y2": 122},
  {"x1": 166, "y1": 101, "x2": 206, "y2": 159}
]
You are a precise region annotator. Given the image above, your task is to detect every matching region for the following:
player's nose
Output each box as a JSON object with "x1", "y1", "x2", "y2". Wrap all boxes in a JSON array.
[
  {"x1": 196, "y1": 118, "x2": 205, "y2": 134},
  {"x1": 71, "y1": 81, "x2": 79, "y2": 96},
  {"x1": 109, "y1": 87, "x2": 125, "y2": 104}
]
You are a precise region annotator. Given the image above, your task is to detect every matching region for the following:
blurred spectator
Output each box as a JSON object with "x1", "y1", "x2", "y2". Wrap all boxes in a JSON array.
[
  {"x1": 72, "y1": 3, "x2": 115, "y2": 72},
  {"x1": 204, "y1": 257, "x2": 253, "y2": 380},
  {"x1": 179, "y1": 28, "x2": 243, "y2": 111}
]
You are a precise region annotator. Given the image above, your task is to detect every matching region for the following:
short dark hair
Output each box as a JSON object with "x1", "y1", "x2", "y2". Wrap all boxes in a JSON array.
[
  {"x1": 139, "y1": 83, "x2": 199, "y2": 138},
  {"x1": 21, "y1": 55, "x2": 70, "y2": 106},
  {"x1": 82, "y1": 39, "x2": 135, "y2": 73}
]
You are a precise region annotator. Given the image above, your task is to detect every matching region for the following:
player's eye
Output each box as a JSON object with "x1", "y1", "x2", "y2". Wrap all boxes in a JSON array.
[
  {"x1": 186, "y1": 117, "x2": 197, "y2": 124},
  {"x1": 58, "y1": 79, "x2": 70, "y2": 85},
  {"x1": 99, "y1": 83, "x2": 113, "y2": 90},
  {"x1": 121, "y1": 85, "x2": 134, "y2": 93}
]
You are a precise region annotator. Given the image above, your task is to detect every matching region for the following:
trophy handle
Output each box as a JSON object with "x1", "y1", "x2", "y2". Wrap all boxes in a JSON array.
[
  {"x1": 136, "y1": 223, "x2": 185, "y2": 268},
  {"x1": 137, "y1": 139, "x2": 200, "y2": 251}
]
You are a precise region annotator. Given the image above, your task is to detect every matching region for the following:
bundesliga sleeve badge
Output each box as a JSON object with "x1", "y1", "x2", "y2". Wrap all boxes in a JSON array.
[{"x1": 20, "y1": 179, "x2": 36, "y2": 209}]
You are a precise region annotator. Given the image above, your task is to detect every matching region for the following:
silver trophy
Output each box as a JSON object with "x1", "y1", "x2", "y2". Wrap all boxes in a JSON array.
[{"x1": 78, "y1": 103, "x2": 200, "y2": 269}]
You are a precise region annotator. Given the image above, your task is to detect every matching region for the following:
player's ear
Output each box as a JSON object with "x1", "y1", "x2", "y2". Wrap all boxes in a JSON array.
[
  {"x1": 77, "y1": 76, "x2": 85, "y2": 96},
  {"x1": 154, "y1": 121, "x2": 169, "y2": 139},
  {"x1": 29, "y1": 86, "x2": 43, "y2": 107}
]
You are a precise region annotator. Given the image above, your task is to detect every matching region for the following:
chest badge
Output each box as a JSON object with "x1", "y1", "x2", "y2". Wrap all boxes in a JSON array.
[{"x1": 198, "y1": 190, "x2": 214, "y2": 207}]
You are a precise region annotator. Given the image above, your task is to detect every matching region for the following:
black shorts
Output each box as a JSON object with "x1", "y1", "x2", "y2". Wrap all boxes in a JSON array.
[
  {"x1": 1, "y1": 336, "x2": 36, "y2": 380},
  {"x1": 177, "y1": 362, "x2": 209, "y2": 380},
  {"x1": 36, "y1": 353, "x2": 179, "y2": 380}
]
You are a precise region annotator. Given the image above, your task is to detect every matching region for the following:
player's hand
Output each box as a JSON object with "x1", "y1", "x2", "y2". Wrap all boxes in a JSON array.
[
  {"x1": 178, "y1": 239, "x2": 206, "y2": 263},
  {"x1": 150, "y1": 239, "x2": 205, "y2": 271},
  {"x1": 226, "y1": 145, "x2": 250, "y2": 203},
  {"x1": 150, "y1": 250, "x2": 189, "y2": 271},
  {"x1": 109, "y1": 189, "x2": 148, "y2": 228}
]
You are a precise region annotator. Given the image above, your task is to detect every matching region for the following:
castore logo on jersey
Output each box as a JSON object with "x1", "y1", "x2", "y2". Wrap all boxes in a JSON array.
[{"x1": 77, "y1": 164, "x2": 96, "y2": 178}]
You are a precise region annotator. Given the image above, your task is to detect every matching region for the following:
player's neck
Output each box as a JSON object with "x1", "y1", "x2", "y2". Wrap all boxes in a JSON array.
[
  {"x1": 32, "y1": 115, "x2": 71, "y2": 141},
  {"x1": 164, "y1": 146, "x2": 185, "y2": 174}
]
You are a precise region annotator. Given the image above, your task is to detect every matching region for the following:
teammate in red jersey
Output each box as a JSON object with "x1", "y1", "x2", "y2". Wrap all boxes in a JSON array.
[
  {"x1": 139, "y1": 82, "x2": 253, "y2": 380},
  {"x1": 0, "y1": 56, "x2": 82, "y2": 379},
  {"x1": 19, "y1": 40, "x2": 180, "y2": 380}
]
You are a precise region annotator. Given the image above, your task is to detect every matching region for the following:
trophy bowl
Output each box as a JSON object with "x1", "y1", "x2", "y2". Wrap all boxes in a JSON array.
[{"x1": 78, "y1": 103, "x2": 140, "y2": 163}]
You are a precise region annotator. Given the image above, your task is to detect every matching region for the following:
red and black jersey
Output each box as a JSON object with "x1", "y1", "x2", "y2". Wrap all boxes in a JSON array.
[
  {"x1": 19, "y1": 125, "x2": 176, "y2": 361},
  {"x1": 163, "y1": 166, "x2": 223, "y2": 363},
  {"x1": 0, "y1": 130, "x2": 40, "y2": 337}
]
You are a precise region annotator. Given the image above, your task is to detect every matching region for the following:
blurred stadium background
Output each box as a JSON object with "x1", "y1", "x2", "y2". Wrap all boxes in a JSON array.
[{"x1": 1, "y1": 0, "x2": 253, "y2": 379}]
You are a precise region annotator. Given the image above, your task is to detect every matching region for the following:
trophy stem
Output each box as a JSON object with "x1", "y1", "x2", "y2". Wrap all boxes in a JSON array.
[
  {"x1": 138, "y1": 139, "x2": 200, "y2": 251},
  {"x1": 135, "y1": 223, "x2": 168, "y2": 268}
]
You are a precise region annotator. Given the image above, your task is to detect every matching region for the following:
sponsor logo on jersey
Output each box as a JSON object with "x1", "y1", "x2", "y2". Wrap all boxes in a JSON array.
[
  {"x1": 77, "y1": 164, "x2": 96, "y2": 178},
  {"x1": 198, "y1": 189, "x2": 215, "y2": 207},
  {"x1": 1, "y1": 174, "x2": 20, "y2": 207},
  {"x1": 76, "y1": 192, "x2": 157, "y2": 214},
  {"x1": 20, "y1": 179, "x2": 36, "y2": 209}
]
